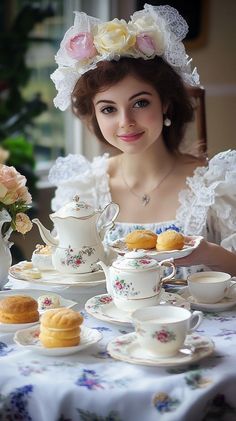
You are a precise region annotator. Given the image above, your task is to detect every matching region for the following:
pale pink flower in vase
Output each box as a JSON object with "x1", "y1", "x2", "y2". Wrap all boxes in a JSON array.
[
  {"x1": 65, "y1": 32, "x2": 97, "y2": 61},
  {"x1": 0, "y1": 164, "x2": 33, "y2": 288}
]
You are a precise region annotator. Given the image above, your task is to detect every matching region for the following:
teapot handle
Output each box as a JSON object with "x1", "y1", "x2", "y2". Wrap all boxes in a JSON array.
[
  {"x1": 97, "y1": 202, "x2": 120, "y2": 239},
  {"x1": 159, "y1": 258, "x2": 176, "y2": 284}
]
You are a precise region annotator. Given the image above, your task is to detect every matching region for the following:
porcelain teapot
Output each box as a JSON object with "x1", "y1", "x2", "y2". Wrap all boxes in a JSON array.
[
  {"x1": 98, "y1": 251, "x2": 176, "y2": 312},
  {"x1": 33, "y1": 195, "x2": 119, "y2": 274}
]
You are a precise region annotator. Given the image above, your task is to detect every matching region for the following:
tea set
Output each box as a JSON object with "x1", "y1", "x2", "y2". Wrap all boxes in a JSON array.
[{"x1": 9, "y1": 195, "x2": 236, "y2": 364}]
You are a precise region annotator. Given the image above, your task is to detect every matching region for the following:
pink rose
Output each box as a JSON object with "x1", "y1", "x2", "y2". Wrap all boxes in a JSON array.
[
  {"x1": 136, "y1": 33, "x2": 156, "y2": 57},
  {"x1": 0, "y1": 165, "x2": 31, "y2": 205},
  {"x1": 65, "y1": 32, "x2": 97, "y2": 60},
  {"x1": 15, "y1": 213, "x2": 32, "y2": 234}
]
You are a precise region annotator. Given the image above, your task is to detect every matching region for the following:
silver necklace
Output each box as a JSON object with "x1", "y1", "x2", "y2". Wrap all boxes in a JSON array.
[{"x1": 121, "y1": 160, "x2": 176, "y2": 206}]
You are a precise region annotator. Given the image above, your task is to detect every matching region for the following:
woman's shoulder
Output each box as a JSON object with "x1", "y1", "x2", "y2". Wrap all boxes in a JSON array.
[
  {"x1": 188, "y1": 149, "x2": 236, "y2": 183},
  {"x1": 48, "y1": 153, "x2": 109, "y2": 186},
  {"x1": 176, "y1": 150, "x2": 236, "y2": 236},
  {"x1": 177, "y1": 153, "x2": 207, "y2": 176}
]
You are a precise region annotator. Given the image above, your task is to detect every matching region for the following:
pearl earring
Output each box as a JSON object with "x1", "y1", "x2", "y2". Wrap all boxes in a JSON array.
[{"x1": 164, "y1": 117, "x2": 171, "y2": 127}]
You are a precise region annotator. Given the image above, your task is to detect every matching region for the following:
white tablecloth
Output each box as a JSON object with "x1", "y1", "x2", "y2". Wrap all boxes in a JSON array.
[{"x1": 0, "y1": 288, "x2": 236, "y2": 421}]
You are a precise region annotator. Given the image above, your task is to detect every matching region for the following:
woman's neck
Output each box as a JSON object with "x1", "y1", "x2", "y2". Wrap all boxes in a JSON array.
[{"x1": 120, "y1": 142, "x2": 176, "y2": 186}]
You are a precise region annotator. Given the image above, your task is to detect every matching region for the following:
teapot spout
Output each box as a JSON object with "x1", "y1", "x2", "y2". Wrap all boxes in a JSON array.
[
  {"x1": 32, "y1": 218, "x2": 59, "y2": 247},
  {"x1": 98, "y1": 260, "x2": 112, "y2": 295},
  {"x1": 98, "y1": 260, "x2": 109, "y2": 280}
]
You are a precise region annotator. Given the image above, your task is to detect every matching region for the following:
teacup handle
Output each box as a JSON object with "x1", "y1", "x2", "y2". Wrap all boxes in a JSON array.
[
  {"x1": 159, "y1": 258, "x2": 176, "y2": 284},
  {"x1": 225, "y1": 282, "x2": 236, "y2": 298},
  {"x1": 188, "y1": 311, "x2": 203, "y2": 333}
]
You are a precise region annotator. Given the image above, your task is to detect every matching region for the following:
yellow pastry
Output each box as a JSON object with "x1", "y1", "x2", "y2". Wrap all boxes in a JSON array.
[
  {"x1": 156, "y1": 230, "x2": 185, "y2": 251},
  {"x1": 0, "y1": 295, "x2": 39, "y2": 324},
  {"x1": 125, "y1": 230, "x2": 157, "y2": 250},
  {"x1": 39, "y1": 307, "x2": 83, "y2": 348}
]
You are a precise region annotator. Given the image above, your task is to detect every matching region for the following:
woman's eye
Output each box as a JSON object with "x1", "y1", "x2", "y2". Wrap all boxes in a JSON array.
[
  {"x1": 101, "y1": 106, "x2": 115, "y2": 114},
  {"x1": 134, "y1": 99, "x2": 149, "y2": 108}
]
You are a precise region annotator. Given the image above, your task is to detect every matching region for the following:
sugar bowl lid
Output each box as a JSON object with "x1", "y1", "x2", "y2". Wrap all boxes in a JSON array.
[
  {"x1": 112, "y1": 250, "x2": 158, "y2": 271},
  {"x1": 51, "y1": 195, "x2": 96, "y2": 219}
]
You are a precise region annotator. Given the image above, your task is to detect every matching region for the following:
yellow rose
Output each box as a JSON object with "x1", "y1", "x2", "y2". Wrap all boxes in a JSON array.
[
  {"x1": 94, "y1": 19, "x2": 135, "y2": 55},
  {"x1": 15, "y1": 213, "x2": 33, "y2": 234},
  {"x1": 130, "y1": 15, "x2": 166, "y2": 55}
]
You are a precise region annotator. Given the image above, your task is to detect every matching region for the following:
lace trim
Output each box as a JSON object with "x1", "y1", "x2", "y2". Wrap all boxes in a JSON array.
[{"x1": 176, "y1": 150, "x2": 236, "y2": 248}]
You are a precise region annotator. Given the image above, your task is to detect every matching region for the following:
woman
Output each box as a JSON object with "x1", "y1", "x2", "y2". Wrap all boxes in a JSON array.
[{"x1": 49, "y1": 4, "x2": 236, "y2": 276}]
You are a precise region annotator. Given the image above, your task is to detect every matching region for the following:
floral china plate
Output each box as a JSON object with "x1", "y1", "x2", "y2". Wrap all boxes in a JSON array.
[
  {"x1": 85, "y1": 291, "x2": 190, "y2": 326},
  {"x1": 9, "y1": 261, "x2": 105, "y2": 287},
  {"x1": 107, "y1": 332, "x2": 214, "y2": 367},
  {"x1": 109, "y1": 236, "x2": 203, "y2": 261},
  {"x1": 179, "y1": 287, "x2": 236, "y2": 312},
  {"x1": 14, "y1": 325, "x2": 102, "y2": 356},
  {"x1": 0, "y1": 289, "x2": 77, "y2": 315}
]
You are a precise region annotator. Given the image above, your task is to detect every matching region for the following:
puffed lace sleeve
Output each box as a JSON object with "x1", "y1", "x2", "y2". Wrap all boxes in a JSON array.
[
  {"x1": 48, "y1": 153, "x2": 111, "y2": 211},
  {"x1": 176, "y1": 150, "x2": 236, "y2": 252}
]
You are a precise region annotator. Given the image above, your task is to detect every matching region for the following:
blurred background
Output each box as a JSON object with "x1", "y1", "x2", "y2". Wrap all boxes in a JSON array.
[{"x1": 0, "y1": 0, "x2": 235, "y2": 262}]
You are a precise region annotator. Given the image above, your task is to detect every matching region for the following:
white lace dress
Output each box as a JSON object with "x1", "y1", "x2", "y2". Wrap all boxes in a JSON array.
[{"x1": 49, "y1": 149, "x2": 236, "y2": 277}]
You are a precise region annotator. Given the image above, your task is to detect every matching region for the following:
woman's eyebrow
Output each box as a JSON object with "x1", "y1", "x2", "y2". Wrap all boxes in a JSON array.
[
  {"x1": 129, "y1": 91, "x2": 152, "y2": 100},
  {"x1": 95, "y1": 91, "x2": 152, "y2": 106}
]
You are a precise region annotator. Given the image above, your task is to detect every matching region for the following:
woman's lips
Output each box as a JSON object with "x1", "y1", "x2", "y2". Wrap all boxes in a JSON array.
[{"x1": 118, "y1": 132, "x2": 144, "y2": 142}]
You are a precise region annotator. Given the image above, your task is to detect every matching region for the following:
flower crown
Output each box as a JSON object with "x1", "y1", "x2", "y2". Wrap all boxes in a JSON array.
[{"x1": 51, "y1": 3, "x2": 200, "y2": 111}]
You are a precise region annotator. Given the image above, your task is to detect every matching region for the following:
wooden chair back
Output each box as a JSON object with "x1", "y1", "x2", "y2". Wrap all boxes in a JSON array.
[{"x1": 186, "y1": 85, "x2": 207, "y2": 155}]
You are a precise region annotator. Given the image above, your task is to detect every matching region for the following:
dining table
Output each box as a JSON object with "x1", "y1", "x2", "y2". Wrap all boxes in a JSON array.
[{"x1": 0, "y1": 275, "x2": 236, "y2": 421}]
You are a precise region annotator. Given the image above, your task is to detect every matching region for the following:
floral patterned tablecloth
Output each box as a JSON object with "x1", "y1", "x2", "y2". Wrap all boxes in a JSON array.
[{"x1": 0, "y1": 295, "x2": 236, "y2": 421}]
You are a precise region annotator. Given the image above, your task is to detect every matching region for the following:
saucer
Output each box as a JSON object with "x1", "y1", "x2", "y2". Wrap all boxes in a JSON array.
[
  {"x1": 85, "y1": 291, "x2": 190, "y2": 326},
  {"x1": 9, "y1": 262, "x2": 105, "y2": 287},
  {"x1": 109, "y1": 236, "x2": 203, "y2": 261},
  {"x1": 107, "y1": 332, "x2": 214, "y2": 367},
  {"x1": 0, "y1": 320, "x2": 39, "y2": 333},
  {"x1": 180, "y1": 287, "x2": 236, "y2": 312},
  {"x1": 0, "y1": 289, "x2": 77, "y2": 314},
  {"x1": 14, "y1": 325, "x2": 102, "y2": 356}
]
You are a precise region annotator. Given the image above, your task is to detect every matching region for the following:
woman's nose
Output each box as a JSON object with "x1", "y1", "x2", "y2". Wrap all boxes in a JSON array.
[{"x1": 119, "y1": 110, "x2": 135, "y2": 128}]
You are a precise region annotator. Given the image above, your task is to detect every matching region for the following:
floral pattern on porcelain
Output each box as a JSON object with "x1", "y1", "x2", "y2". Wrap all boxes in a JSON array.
[
  {"x1": 153, "y1": 329, "x2": 176, "y2": 343},
  {"x1": 61, "y1": 245, "x2": 95, "y2": 268},
  {"x1": 86, "y1": 295, "x2": 113, "y2": 311},
  {"x1": 112, "y1": 276, "x2": 140, "y2": 297}
]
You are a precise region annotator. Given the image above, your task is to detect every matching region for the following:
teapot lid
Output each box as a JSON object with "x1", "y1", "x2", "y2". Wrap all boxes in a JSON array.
[
  {"x1": 51, "y1": 195, "x2": 96, "y2": 219},
  {"x1": 113, "y1": 250, "x2": 158, "y2": 271}
]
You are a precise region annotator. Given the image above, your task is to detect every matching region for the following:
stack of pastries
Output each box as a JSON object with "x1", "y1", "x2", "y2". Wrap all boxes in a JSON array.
[
  {"x1": 0, "y1": 295, "x2": 39, "y2": 324},
  {"x1": 124, "y1": 229, "x2": 185, "y2": 251},
  {"x1": 39, "y1": 307, "x2": 83, "y2": 348}
]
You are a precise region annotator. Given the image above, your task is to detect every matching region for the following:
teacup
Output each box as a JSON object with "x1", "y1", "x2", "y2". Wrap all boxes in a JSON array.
[
  {"x1": 132, "y1": 305, "x2": 203, "y2": 358},
  {"x1": 187, "y1": 271, "x2": 236, "y2": 304}
]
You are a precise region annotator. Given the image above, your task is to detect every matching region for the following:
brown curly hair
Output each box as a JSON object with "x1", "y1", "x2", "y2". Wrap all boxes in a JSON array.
[{"x1": 72, "y1": 57, "x2": 194, "y2": 153}]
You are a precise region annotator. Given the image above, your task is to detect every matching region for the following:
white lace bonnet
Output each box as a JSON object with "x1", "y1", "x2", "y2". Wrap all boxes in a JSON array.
[{"x1": 51, "y1": 3, "x2": 200, "y2": 111}]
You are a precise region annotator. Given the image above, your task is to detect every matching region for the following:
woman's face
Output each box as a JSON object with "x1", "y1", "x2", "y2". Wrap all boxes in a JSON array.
[{"x1": 93, "y1": 74, "x2": 166, "y2": 154}]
